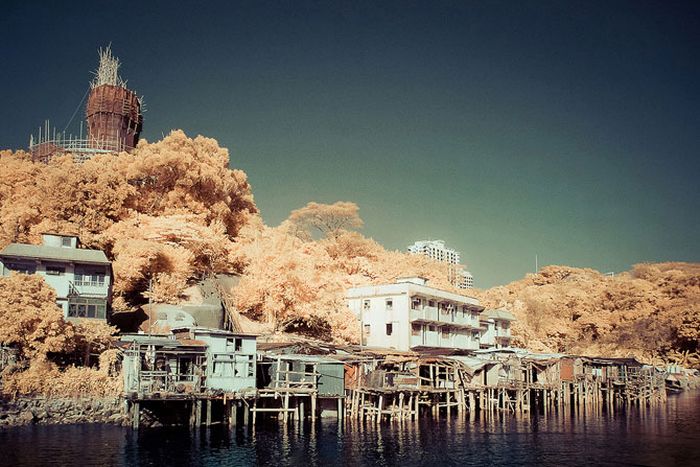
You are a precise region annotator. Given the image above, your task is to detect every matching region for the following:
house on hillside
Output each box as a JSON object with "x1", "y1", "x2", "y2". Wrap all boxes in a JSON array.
[
  {"x1": 141, "y1": 274, "x2": 241, "y2": 332},
  {"x1": 0, "y1": 233, "x2": 112, "y2": 320},
  {"x1": 347, "y1": 277, "x2": 485, "y2": 351}
]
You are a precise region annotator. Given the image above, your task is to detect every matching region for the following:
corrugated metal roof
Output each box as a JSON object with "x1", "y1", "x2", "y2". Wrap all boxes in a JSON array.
[{"x1": 0, "y1": 243, "x2": 110, "y2": 264}]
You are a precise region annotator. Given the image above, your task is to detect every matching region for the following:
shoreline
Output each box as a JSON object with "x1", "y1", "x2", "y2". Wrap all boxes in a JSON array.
[
  {"x1": 3, "y1": 384, "x2": 698, "y2": 429},
  {"x1": 0, "y1": 396, "x2": 127, "y2": 428}
]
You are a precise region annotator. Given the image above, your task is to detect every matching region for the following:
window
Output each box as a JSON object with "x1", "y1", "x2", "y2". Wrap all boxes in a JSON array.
[
  {"x1": 386, "y1": 323, "x2": 393, "y2": 336},
  {"x1": 61, "y1": 237, "x2": 72, "y2": 247},
  {"x1": 45, "y1": 266, "x2": 65, "y2": 275},
  {"x1": 5, "y1": 262, "x2": 35, "y2": 275},
  {"x1": 411, "y1": 298, "x2": 422, "y2": 310},
  {"x1": 385, "y1": 299, "x2": 393, "y2": 311},
  {"x1": 442, "y1": 328, "x2": 450, "y2": 338},
  {"x1": 228, "y1": 337, "x2": 243, "y2": 351},
  {"x1": 428, "y1": 325, "x2": 436, "y2": 332},
  {"x1": 411, "y1": 323, "x2": 421, "y2": 336},
  {"x1": 363, "y1": 300, "x2": 370, "y2": 311},
  {"x1": 248, "y1": 355, "x2": 255, "y2": 377},
  {"x1": 428, "y1": 300, "x2": 436, "y2": 307},
  {"x1": 363, "y1": 324, "x2": 371, "y2": 335},
  {"x1": 68, "y1": 298, "x2": 106, "y2": 319},
  {"x1": 74, "y1": 271, "x2": 105, "y2": 287}
]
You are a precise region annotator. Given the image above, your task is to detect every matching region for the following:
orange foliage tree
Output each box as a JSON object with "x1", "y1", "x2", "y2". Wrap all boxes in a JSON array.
[
  {"x1": 474, "y1": 263, "x2": 700, "y2": 365},
  {"x1": 0, "y1": 274, "x2": 119, "y2": 397}
]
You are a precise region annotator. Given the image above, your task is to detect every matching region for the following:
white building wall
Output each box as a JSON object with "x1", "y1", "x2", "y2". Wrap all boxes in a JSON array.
[{"x1": 348, "y1": 279, "x2": 484, "y2": 352}]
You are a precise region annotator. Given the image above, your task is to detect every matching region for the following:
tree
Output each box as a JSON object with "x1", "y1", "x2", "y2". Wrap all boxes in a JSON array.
[
  {"x1": 287, "y1": 201, "x2": 363, "y2": 240},
  {"x1": 0, "y1": 274, "x2": 75, "y2": 361}
]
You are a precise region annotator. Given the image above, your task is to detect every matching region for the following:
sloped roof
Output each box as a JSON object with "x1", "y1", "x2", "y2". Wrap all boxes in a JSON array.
[
  {"x1": 0, "y1": 243, "x2": 110, "y2": 264},
  {"x1": 482, "y1": 308, "x2": 517, "y2": 321}
]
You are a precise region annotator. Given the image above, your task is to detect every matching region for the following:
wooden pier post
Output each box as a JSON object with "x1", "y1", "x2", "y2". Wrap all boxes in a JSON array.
[
  {"x1": 131, "y1": 401, "x2": 140, "y2": 429},
  {"x1": 311, "y1": 393, "x2": 317, "y2": 423},
  {"x1": 195, "y1": 400, "x2": 202, "y2": 427},
  {"x1": 229, "y1": 401, "x2": 238, "y2": 428}
]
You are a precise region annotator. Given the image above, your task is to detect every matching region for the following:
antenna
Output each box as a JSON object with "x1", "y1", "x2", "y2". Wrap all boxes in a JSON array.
[{"x1": 535, "y1": 254, "x2": 539, "y2": 273}]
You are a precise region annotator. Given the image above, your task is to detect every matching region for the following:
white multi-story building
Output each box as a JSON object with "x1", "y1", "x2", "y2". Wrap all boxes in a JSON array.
[
  {"x1": 407, "y1": 240, "x2": 460, "y2": 265},
  {"x1": 347, "y1": 277, "x2": 485, "y2": 351},
  {"x1": 458, "y1": 270, "x2": 474, "y2": 289},
  {"x1": 407, "y1": 239, "x2": 474, "y2": 289}
]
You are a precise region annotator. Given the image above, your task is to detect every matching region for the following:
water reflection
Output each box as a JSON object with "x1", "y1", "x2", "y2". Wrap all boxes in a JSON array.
[{"x1": 1, "y1": 393, "x2": 699, "y2": 467}]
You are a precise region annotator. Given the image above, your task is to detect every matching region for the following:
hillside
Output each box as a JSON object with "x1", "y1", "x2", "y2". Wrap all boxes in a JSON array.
[
  {"x1": 0, "y1": 131, "x2": 457, "y2": 343},
  {"x1": 474, "y1": 263, "x2": 700, "y2": 366},
  {"x1": 1, "y1": 132, "x2": 698, "y2": 367}
]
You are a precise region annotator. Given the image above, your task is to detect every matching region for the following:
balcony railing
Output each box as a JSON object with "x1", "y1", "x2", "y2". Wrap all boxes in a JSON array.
[{"x1": 69, "y1": 280, "x2": 108, "y2": 297}]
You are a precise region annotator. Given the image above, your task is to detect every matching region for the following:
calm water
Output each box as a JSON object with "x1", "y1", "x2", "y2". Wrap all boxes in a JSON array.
[{"x1": 2, "y1": 392, "x2": 699, "y2": 467}]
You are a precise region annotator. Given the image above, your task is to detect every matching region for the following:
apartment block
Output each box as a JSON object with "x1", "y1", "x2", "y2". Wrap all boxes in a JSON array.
[{"x1": 347, "y1": 277, "x2": 485, "y2": 351}]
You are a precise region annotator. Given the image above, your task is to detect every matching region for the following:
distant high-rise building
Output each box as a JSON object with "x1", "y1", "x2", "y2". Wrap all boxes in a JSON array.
[
  {"x1": 407, "y1": 240, "x2": 460, "y2": 264},
  {"x1": 407, "y1": 239, "x2": 474, "y2": 288}
]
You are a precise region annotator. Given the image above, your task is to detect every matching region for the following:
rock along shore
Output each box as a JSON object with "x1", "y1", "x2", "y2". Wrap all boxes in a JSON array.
[{"x1": 0, "y1": 396, "x2": 127, "y2": 428}]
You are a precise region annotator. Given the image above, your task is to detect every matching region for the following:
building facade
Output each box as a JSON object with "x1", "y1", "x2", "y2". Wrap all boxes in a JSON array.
[
  {"x1": 347, "y1": 277, "x2": 485, "y2": 351},
  {"x1": 407, "y1": 239, "x2": 474, "y2": 289},
  {"x1": 407, "y1": 240, "x2": 460, "y2": 264},
  {"x1": 479, "y1": 309, "x2": 516, "y2": 349},
  {"x1": 0, "y1": 233, "x2": 112, "y2": 320}
]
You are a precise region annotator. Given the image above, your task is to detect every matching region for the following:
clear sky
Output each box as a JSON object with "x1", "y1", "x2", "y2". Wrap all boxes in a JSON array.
[{"x1": 1, "y1": 0, "x2": 699, "y2": 287}]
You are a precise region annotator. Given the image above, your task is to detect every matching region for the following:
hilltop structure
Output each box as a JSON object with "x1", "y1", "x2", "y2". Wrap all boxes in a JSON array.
[
  {"x1": 407, "y1": 240, "x2": 474, "y2": 288},
  {"x1": 29, "y1": 46, "x2": 143, "y2": 163}
]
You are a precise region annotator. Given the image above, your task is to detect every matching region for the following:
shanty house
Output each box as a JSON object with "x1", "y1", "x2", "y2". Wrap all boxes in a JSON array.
[
  {"x1": 173, "y1": 327, "x2": 257, "y2": 393},
  {"x1": 0, "y1": 233, "x2": 111, "y2": 320},
  {"x1": 120, "y1": 333, "x2": 207, "y2": 397}
]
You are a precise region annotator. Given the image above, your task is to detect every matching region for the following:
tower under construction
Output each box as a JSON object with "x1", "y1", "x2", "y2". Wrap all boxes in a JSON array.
[{"x1": 29, "y1": 46, "x2": 143, "y2": 163}]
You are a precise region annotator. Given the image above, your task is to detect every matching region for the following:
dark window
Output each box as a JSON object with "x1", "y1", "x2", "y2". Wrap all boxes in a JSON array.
[
  {"x1": 61, "y1": 237, "x2": 72, "y2": 247},
  {"x1": 385, "y1": 299, "x2": 393, "y2": 310},
  {"x1": 45, "y1": 266, "x2": 65, "y2": 275},
  {"x1": 235, "y1": 338, "x2": 242, "y2": 351},
  {"x1": 5, "y1": 262, "x2": 36, "y2": 275},
  {"x1": 428, "y1": 300, "x2": 436, "y2": 307},
  {"x1": 411, "y1": 323, "x2": 421, "y2": 336},
  {"x1": 363, "y1": 300, "x2": 370, "y2": 311},
  {"x1": 386, "y1": 323, "x2": 393, "y2": 335}
]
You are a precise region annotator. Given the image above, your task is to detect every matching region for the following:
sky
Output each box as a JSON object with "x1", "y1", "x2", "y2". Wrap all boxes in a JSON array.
[{"x1": 1, "y1": 0, "x2": 699, "y2": 287}]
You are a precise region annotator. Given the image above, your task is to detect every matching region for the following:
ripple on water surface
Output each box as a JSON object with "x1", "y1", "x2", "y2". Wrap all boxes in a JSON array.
[{"x1": 1, "y1": 392, "x2": 700, "y2": 466}]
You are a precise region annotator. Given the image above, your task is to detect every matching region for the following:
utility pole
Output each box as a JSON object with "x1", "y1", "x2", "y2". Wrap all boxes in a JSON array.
[{"x1": 535, "y1": 254, "x2": 538, "y2": 273}]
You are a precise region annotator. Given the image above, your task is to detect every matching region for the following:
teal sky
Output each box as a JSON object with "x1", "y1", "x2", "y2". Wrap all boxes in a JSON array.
[{"x1": 1, "y1": 1, "x2": 699, "y2": 287}]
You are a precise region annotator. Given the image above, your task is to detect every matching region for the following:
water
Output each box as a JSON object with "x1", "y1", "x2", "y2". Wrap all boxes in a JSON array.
[{"x1": 2, "y1": 393, "x2": 699, "y2": 466}]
